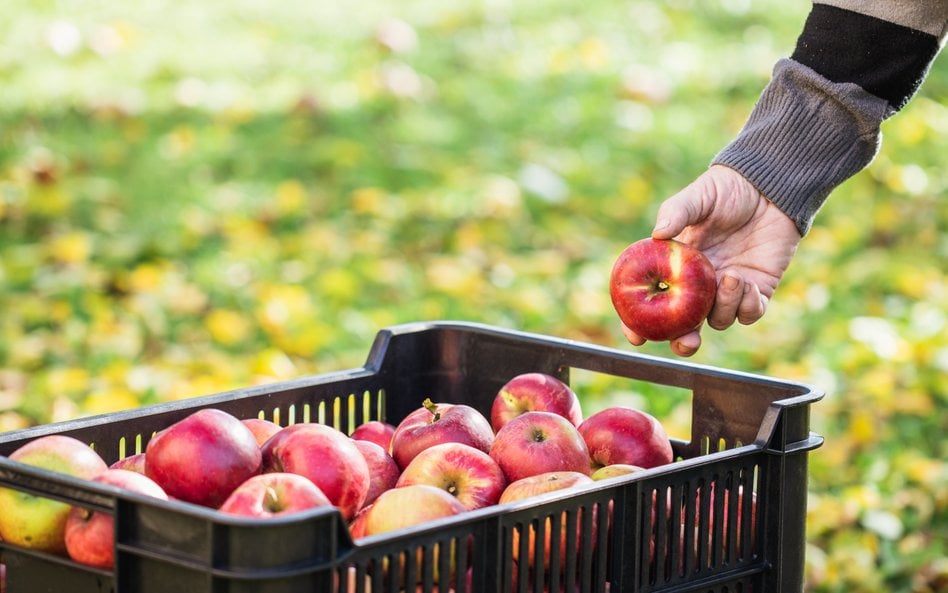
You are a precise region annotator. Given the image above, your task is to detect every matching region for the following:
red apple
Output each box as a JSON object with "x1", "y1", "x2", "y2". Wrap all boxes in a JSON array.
[
  {"x1": 352, "y1": 439, "x2": 400, "y2": 508},
  {"x1": 64, "y1": 469, "x2": 168, "y2": 569},
  {"x1": 262, "y1": 423, "x2": 370, "y2": 521},
  {"x1": 362, "y1": 484, "x2": 467, "y2": 536},
  {"x1": 591, "y1": 463, "x2": 645, "y2": 481},
  {"x1": 489, "y1": 411, "x2": 591, "y2": 483},
  {"x1": 396, "y1": 442, "x2": 507, "y2": 510},
  {"x1": 218, "y1": 472, "x2": 332, "y2": 518},
  {"x1": 351, "y1": 420, "x2": 397, "y2": 453},
  {"x1": 348, "y1": 504, "x2": 371, "y2": 539},
  {"x1": 579, "y1": 406, "x2": 673, "y2": 470},
  {"x1": 490, "y1": 373, "x2": 583, "y2": 433},
  {"x1": 241, "y1": 418, "x2": 283, "y2": 447},
  {"x1": 0, "y1": 435, "x2": 108, "y2": 554},
  {"x1": 499, "y1": 472, "x2": 595, "y2": 575},
  {"x1": 109, "y1": 452, "x2": 147, "y2": 474},
  {"x1": 499, "y1": 471, "x2": 593, "y2": 504},
  {"x1": 390, "y1": 399, "x2": 494, "y2": 470},
  {"x1": 145, "y1": 408, "x2": 262, "y2": 508},
  {"x1": 610, "y1": 238, "x2": 716, "y2": 341}
]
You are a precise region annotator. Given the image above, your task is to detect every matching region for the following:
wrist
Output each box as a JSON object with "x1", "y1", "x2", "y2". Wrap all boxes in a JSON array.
[{"x1": 712, "y1": 59, "x2": 888, "y2": 235}]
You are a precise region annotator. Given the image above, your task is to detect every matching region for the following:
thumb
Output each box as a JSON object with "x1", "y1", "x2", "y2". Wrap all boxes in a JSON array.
[{"x1": 651, "y1": 180, "x2": 711, "y2": 240}]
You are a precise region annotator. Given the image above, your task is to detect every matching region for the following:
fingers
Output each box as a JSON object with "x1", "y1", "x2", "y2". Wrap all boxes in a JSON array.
[
  {"x1": 622, "y1": 321, "x2": 701, "y2": 357},
  {"x1": 708, "y1": 272, "x2": 743, "y2": 330},
  {"x1": 620, "y1": 323, "x2": 647, "y2": 346},
  {"x1": 669, "y1": 331, "x2": 701, "y2": 357},
  {"x1": 651, "y1": 182, "x2": 709, "y2": 240},
  {"x1": 708, "y1": 272, "x2": 768, "y2": 330},
  {"x1": 737, "y1": 284, "x2": 768, "y2": 325}
]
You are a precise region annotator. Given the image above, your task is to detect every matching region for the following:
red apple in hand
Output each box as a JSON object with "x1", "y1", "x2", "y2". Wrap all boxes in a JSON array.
[
  {"x1": 491, "y1": 373, "x2": 583, "y2": 433},
  {"x1": 351, "y1": 420, "x2": 397, "y2": 453},
  {"x1": 0, "y1": 435, "x2": 108, "y2": 554},
  {"x1": 396, "y1": 442, "x2": 507, "y2": 510},
  {"x1": 390, "y1": 399, "x2": 494, "y2": 470},
  {"x1": 145, "y1": 409, "x2": 262, "y2": 508},
  {"x1": 219, "y1": 473, "x2": 332, "y2": 518},
  {"x1": 610, "y1": 238, "x2": 716, "y2": 341},
  {"x1": 64, "y1": 469, "x2": 168, "y2": 569},
  {"x1": 352, "y1": 439, "x2": 400, "y2": 508},
  {"x1": 262, "y1": 423, "x2": 370, "y2": 521},
  {"x1": 489, "y1": 411, "x2": 591, "y2": 483},
  {"x1": 579, "y1": 406, "x2": 673, "y2": 470}
]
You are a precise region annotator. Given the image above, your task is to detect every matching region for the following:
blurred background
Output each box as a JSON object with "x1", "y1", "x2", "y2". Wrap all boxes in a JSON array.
[{"x1": 0, "y1": 1, "x2": 945, "y2": 591}]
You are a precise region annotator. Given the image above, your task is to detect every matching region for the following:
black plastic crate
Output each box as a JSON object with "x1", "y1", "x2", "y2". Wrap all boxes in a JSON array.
[{"x1": 0, "y1": 321, "x2": 823, "y2": 593}]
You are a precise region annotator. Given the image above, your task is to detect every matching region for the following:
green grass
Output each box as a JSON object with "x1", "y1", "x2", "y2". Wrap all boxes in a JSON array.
[{"x1": 1, "y1": 1, "x2": 946, "y2": 591}]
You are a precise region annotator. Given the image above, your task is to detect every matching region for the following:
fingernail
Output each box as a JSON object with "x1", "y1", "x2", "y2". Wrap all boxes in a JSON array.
[
  {"x1": 653, "y1": 218, "x2": 669, "y2": 232},
  {"x1": 723, "y1": 274, "x2": 740, "y2": 291}
]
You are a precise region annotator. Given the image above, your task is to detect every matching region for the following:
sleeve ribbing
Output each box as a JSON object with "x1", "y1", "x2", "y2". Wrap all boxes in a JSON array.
[{"x1": 712, "y1": 60, "x2": 889, "y2": 236}]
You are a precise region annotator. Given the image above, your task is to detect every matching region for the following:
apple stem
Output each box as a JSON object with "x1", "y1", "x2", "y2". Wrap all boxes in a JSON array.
[
  {"x1": 423, "y1": 398, "x2": 440, "y2": 422},
  {"x1": 657, "y1": 281, "x2": 670, "y2": 291},
  {"x1": 264, "y1": 486, "x2": 281, "y2": 512}
]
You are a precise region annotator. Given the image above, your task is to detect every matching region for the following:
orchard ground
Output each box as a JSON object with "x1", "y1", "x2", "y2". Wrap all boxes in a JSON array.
[{"x1": 1, "y1": 2, "x2": 945, "y2": 592}]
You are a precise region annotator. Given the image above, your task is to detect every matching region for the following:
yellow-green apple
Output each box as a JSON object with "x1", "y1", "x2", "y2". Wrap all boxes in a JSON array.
[
  {"x1": 362, "y1": 484, "x2": 470, "y2": 586},
  {"x1": 396, "y1": 442, "x2": 507, "y2": 510},
  {"x1": 362, "y1": 484, "x2": 467, "y2": 536},
  {"x1": 241, "y1": 418, "x2": 283, "y2": 447},
  {"x1": 351, "y1": 420, "x2": 397, "y2": 453},
  {"x1": 578, "y1": 406, "x2": 673, "y2": 470},
  {"x1": 218, "y1": 472, "x2": 332, "y2": 518},
  {"x1": 0, "y1": 435, "x2": 108, "y2": 554},
  {"x1": 261, "y1": 423, "x2": 370, "y2": 521},
  {"x1": 390, "y1": 399, "x2": 493, "y2": 470},
  {"x1": 499, "y1": 471, "x2": 595, "y2": 568},
  {"x1": 351, "y1": 439, "x2": 400, "y2": 508},
  {"x1": 590, "y1": 463, "x2": 645, "y2": 481},
  {"x1": 489, "y1": 411, "x2": 591, "y2": 483},
  {"x1": 64, "y1": 469, "x2": 168, "y2": 569},
  {"x1": 610, "y1": 238, "x2": 716, "y2": 341},
  {"x1": 109, "y1": 452, "x2": 146, "y2": 474},
  {"x1": 490, "y1": 373, "x2": 583, "y2": 433},
  {"x1": 145, "y1": 408, "x2": 262, "y2": 508},
  {"x1": 590, "y1": 463, "x2": 644, "y2": 568}
]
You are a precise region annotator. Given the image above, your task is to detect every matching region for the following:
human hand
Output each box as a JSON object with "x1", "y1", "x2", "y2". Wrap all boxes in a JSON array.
[{"x1": 622, "y1": 165, "x2": 802, "y2": 356}]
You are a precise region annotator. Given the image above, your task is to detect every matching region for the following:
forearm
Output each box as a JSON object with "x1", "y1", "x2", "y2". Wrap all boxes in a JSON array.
[{"x1": 713, "y1": 1, "x2": 948, "y2": 235}]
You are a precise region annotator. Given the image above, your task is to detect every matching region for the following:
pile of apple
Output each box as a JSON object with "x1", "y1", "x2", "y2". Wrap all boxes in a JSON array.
[{"x1": 0, "y1": 372, "x2": 674, "y2": 579}]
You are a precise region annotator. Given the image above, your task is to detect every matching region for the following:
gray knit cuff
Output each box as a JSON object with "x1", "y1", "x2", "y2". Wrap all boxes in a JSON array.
[{"x1": 713, "y1": 59, "x2": 890, "y2": 235}]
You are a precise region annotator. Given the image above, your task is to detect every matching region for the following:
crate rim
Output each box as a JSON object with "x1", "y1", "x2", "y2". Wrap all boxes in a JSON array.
[
  {"x1": 376, "y1": 320, "x2": 825, "y2": 399},
  {"x1": 0, "y1": 321, "x2": 824, "y2": 447},
  {"x1": 0, "y1": 320, "x2": 826, "y2": 591}
]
